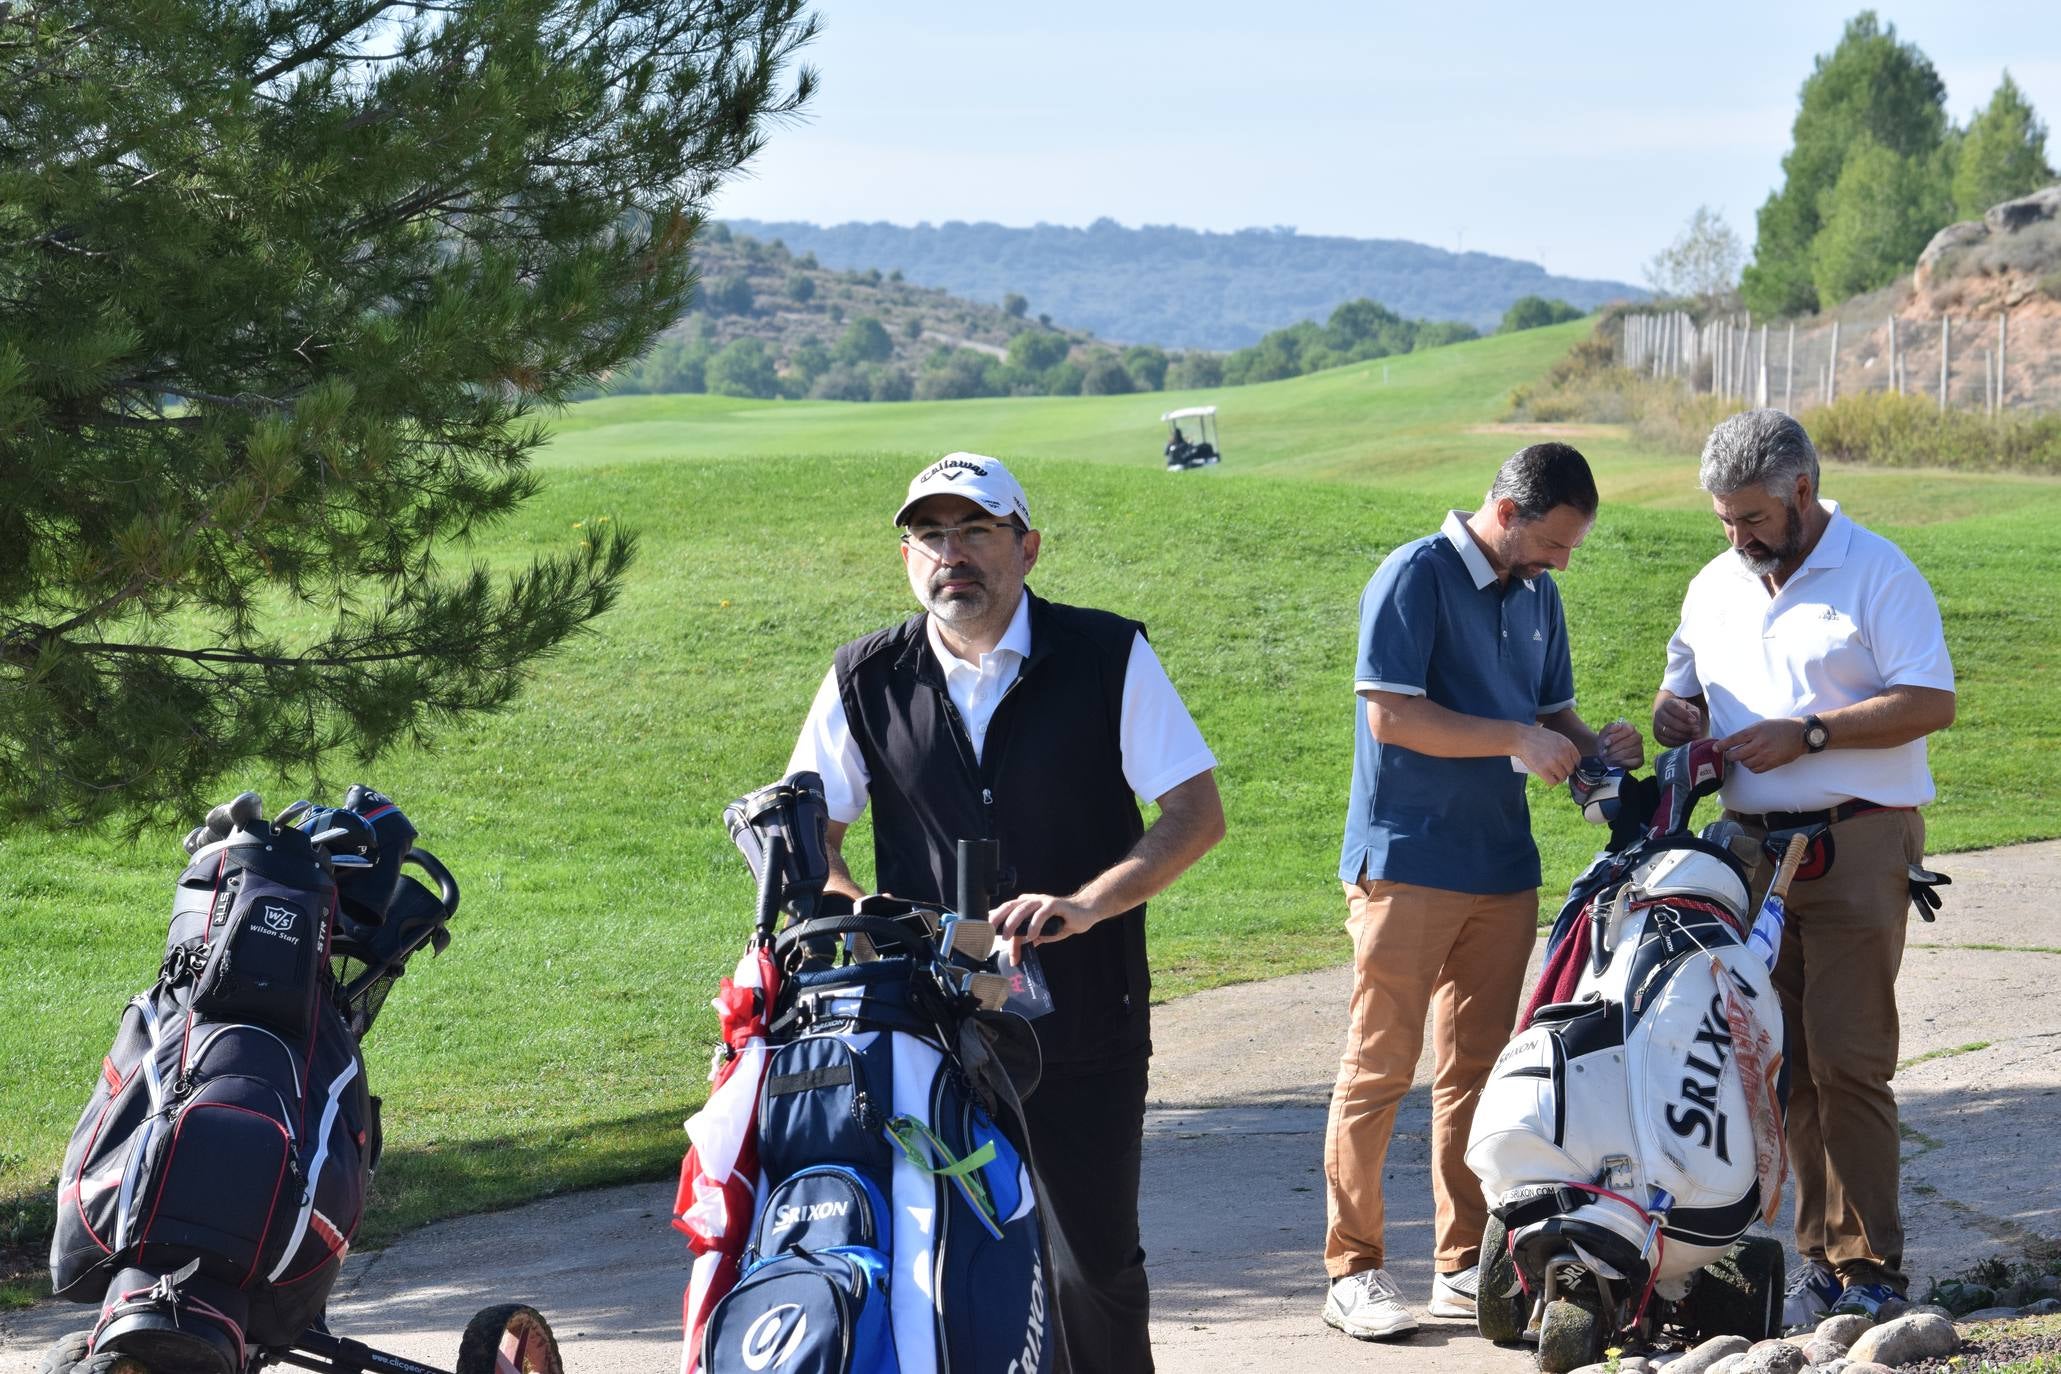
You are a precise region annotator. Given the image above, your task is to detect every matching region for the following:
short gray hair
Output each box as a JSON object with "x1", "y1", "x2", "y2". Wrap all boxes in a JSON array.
[{"x1": 1699, "y1": 409, "x2": 1820, "y2": 498}]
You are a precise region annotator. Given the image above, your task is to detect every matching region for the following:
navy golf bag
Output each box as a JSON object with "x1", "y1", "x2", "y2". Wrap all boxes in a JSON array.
[
  {"x1": 50, "y1": 787, "x2": 457, "y2": 1374},
  {"x1": 679, "y1": 773, "x2": 1058, "y2": 1374}
]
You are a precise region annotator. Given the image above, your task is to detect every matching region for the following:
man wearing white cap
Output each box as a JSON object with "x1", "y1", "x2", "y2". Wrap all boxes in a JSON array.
[{"x1": 789, "y1": 452, "x2": 1226, "y2": 1372}]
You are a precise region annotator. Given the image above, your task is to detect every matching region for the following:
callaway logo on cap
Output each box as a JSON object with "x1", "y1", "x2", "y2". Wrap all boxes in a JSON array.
[{"x1": 893, "y1": 452, "x2": 1031, "y2": 528}]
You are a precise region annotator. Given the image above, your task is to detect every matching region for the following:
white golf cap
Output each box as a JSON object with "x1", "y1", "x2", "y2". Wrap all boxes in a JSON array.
[{"x1": 893, "y1": 452, "x2": 1031, "y2": 528}]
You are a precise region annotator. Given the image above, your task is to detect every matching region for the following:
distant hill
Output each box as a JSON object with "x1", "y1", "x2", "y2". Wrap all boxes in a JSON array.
[
  {"x1": 724, "y1": 217, "x2": 1644, "y2": 348},
  {"x1": 600, "y1": 227, "x2": 1498, "y2": 403}
]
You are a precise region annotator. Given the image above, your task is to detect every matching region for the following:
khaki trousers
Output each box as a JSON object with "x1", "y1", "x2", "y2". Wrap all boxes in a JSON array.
[
  {"x1": 1323, "y1": 877, "x2": 1538, "y2": 1278},
  {"x1": 1732, "y1": 806, "x2": 1924, "y2": 1292}
]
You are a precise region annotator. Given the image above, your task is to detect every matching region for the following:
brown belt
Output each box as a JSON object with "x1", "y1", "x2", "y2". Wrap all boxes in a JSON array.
[{"x1": 1727, "y1": 799, "x2": 1910, "y2": 830}]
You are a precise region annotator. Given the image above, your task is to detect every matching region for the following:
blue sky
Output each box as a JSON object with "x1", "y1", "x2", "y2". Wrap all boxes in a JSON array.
[{"x1": 710, "y1": 2, "x2": 2061, "y2": 284}]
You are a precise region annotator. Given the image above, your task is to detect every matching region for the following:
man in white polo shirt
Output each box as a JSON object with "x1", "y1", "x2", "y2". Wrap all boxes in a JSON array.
[{"x1": 1653, "y1": 409, "x2": 1955, "y2": 1324}]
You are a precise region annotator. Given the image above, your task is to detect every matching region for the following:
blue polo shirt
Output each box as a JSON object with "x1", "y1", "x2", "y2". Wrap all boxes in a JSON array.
[{"x1": 1338, "y1": 510, "x2": 1576, "y2": 894}]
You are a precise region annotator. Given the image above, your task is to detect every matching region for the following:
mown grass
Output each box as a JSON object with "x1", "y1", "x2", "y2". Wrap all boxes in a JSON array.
[{"x1": 3, "y1": 320, "x2": 2057, "y2": 1293}]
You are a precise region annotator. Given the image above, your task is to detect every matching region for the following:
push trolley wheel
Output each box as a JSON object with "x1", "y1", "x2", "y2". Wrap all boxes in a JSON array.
[
  {"x1": 36, "y1": 1331, "x2": 94, "y2": 1374},
  {"x1": 1536, "y1": 1295, "x2": 1609, "y2": 1374},
  {"x1": 74, "y1": 1357, "x2": 153, "y2": 1374},
  {"x1": 1475, "y1": 1216, "x2": 1530, "y2": 1344},
  {"x1": 456, "y1": 1304, "x2": 563, "y2": 1374}
]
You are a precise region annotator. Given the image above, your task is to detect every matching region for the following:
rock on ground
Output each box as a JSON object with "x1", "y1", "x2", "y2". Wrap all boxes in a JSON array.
[
  {"x1": 1735, "y1": 1339, "x2": 1806, "y2": 1374},
  {"x1": 1815, "y1": 1313, "x2": 1873, "y2": 1349},
  {"x1": 1666, "y1": 1333, "x2": 1751, "y2": 1374},
  {"x1": 1960, "y1": 1305, "x2": 2024, "y2": 1321},
  {"x1": 1847, "y1": 1312, "x2": 1959, "y2": 1366},
  {"x1": 1801, "y1": 1336, "x2": 1846, "y2": 1364}
]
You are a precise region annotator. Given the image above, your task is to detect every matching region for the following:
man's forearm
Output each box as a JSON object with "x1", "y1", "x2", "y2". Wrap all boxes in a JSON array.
[
  {"x1": 1818, "y1": 685, "x2": 1955, "y2": 749},
  {"x1": 1537, "y1": 706, "x2": 1600, "y2": 756},
  {"x1": 1364, "y1": 690, "x2": 1524, "y2": 760},
  {"x1": 822, "y1": 819, "x2": 865, "y2": 900},
  {"x1": 1070, "y1": 771, "x2": 1226, "y2": 923}
]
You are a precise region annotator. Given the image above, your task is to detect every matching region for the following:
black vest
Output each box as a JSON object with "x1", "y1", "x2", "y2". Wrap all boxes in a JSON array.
[{"x1": 833, "y1": 591, "x2": 1150, "y2": 1067}]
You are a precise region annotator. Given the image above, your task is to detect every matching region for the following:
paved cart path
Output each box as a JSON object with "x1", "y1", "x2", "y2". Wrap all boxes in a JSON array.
[{"x1": 8, "y1": 841, "x2": 2059, "y2": 1374}]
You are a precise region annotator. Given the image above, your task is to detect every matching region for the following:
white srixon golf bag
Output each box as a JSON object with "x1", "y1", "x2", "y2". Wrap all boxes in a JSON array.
[{"x1": 1467, "y1": 743, "x2": 1789, "y2": 1303}]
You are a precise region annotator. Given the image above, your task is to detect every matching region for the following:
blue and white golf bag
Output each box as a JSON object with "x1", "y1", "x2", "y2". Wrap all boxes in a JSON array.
[{"x1": 685, "y1": 775, "x2": 1058, "y2": 1374}]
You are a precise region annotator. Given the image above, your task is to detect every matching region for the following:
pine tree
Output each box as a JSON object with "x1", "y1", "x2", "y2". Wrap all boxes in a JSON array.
[
  {"x1": 1810, "y1": 138, "x2": 1953, "y2": 303},
  {"x1": 1953, "y1": 73, "x2": 2055, "y2": 220},
  {"x1": 1741, "y1": 11, "x2": 1947, "y2": 316},
  {"x1": 0, "y1": 1, "x2": 816, "y2": 827}
]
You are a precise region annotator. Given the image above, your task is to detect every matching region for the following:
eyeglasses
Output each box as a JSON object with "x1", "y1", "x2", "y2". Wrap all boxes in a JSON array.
[{"x1": 900, "y1": 520, "x2": 1023, "y2": 557}]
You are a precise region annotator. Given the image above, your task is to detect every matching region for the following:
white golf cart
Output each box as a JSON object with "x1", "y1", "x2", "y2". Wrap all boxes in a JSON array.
[{"x1": 1161, "y1": 405, "x2": 1222, "y2": 471}]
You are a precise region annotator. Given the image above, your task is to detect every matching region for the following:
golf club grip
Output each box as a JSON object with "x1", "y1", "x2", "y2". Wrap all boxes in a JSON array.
[
  {"x1": 754, "y1": 833, "x2": 788, "y2": 940},
  {"x1": 956, "y1": 837, "x2": 998, "y2": 925},
  {"x1": 1767, "y1": 832, "x2": 1810, "y2": 903}
]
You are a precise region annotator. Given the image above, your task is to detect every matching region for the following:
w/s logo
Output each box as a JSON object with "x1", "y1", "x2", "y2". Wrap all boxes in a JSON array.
[
  {"x1": 740, "y1": 1304, "x2": 808, "y2": 1370},
  {"x1": 261, "y1": 905, "x2": 298, "y2": 933}
]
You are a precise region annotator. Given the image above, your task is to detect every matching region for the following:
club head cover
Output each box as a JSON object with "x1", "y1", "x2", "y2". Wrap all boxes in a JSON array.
[
  {"x1": 1568, "y1": 759, "x2": 1625, "y2": 825},
  {"x1": 1645, "y1": 740, "x2": 1727, "y2": 837}
]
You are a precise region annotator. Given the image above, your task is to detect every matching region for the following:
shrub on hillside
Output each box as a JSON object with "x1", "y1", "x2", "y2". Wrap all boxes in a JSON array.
[
  {"x1": 1123, "y1": 345, "x2": 1170, "y2": 390},
  {"x1": 1500, "y1": 296, "x2": 1585, "y2": 332},
  {"x1": 915, "y1": 347, "x2": 1000, "y2": 401},
  {"x1": 1805, "y1": 392, "x2": 2061, "y2": 474},
  {"x1": 867, "y1": 365, "x2": 914, "y2": 402},
  {"x1": 1043, "y1": 360, "x2": 1085, "y2": 396},
  {"x1": 1504, "y1": 327, "x2": 1733, "y2": 449},
  {"x1": 1221, "y1": 298, "x2": 1478, "y2": 385},
  {"x1": 786, "y1": 272, "x2": 816, "y2": 302},
  {"x1": 1081, "y1": 355, "x2": 1136, "y2": 395},
  {"x1": 702, "y1": 272, "x2": 755, "y2": 316},
  {"x1": 1007, "y1": 329, "x2": 1071, "y2": 372},
  {"x1": 1167, "y1": 352, "x2": 1224, "y2": 389},
  {"x1": 809, "y1": 364, "x2": 870, "y2": 401},
  {"x1": 707, "y1": 337, "x2": 779, "y2": 398},
  {"x1": 834, "y1": 316, "x2": 893, "y2": 365}
]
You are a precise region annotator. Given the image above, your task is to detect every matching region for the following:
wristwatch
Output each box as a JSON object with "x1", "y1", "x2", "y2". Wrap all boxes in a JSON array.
[{"x1": 1801, "y1": 714, "x2": 1830, "y2": 754}]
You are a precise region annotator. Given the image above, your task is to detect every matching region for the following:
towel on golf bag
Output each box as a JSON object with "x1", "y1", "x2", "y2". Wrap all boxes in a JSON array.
[
  {"x1": 50, "y1": 807, "x2": 378, "y2": 1357},
  {"x1": 1467, "y1": 745, "x2": 1789, "y2": 1292},
  {"x1": 689, "y1": 948, "x2": 1053, "y2": 1374}
]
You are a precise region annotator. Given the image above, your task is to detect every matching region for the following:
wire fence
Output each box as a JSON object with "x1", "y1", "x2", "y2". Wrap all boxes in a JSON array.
[{"x1": 1618, "y1": 308, "x2": 2061, "y2": 414}]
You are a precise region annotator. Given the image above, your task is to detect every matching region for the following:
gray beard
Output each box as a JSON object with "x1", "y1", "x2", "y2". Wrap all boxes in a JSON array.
[{"x1": 1737, "y1": 547, "x2": 1782, "y2": 576}]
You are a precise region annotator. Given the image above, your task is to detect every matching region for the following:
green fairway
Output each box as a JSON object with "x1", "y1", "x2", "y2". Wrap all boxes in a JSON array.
[{"x1": 5, "y1": 319, "x2": 2057, "y2": 1276}]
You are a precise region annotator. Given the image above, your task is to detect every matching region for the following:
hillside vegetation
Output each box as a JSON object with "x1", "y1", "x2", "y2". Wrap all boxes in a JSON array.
[
  {"x1": 727, "y1": 216, "x2": 1642, "y2": 346},
  {"x1": 6, "y1": 323, "x2": 2055, "y2": 1286},
  {"x1": 601, "y1": 225, "x2": 1509, "y2": 402}
]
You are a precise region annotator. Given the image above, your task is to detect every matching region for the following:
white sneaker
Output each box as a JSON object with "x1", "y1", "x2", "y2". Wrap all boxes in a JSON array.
[
  {"x1": 1428, "y1": 1264, "x2": 1479, "y2": 1318},
  {"x1": 1323, "y1": 1268, "x2": 1420, "y2": 1341}
]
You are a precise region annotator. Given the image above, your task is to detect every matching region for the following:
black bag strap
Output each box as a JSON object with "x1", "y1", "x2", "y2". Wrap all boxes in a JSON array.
[{"x1": 771, "y1": 914, "x2": 934, "y2": 966}]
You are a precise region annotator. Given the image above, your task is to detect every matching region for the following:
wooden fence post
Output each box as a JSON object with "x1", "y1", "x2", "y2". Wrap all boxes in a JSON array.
[
  {"x1": 1998, "y1": 312, "x2": 2008, "y2": 411},
  {"x1": 1784, "y1": 321, "x2": 1795, "y2": 413},
  {"x1": 1888, "y1": 316, "x2": 1898, "y2": 395},
  {"x1": 1939, "y1": 315, "x2": 1949, "y2": 411},
  {"x1": 1827, "y1": 319, "x2": 1839, "y2": 403}
]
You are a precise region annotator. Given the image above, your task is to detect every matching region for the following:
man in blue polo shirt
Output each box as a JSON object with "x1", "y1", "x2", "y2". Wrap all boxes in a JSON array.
[{"x1": 1322, "y1": 443, "x2": 1644, "y2": 1342}]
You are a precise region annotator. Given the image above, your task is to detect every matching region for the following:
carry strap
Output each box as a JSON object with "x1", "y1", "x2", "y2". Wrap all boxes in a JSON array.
[{"x1": 772, "y1": 914, "x2": 932, "y2": 967}]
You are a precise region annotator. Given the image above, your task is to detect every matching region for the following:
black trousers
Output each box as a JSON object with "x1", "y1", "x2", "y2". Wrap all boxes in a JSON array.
[{"x1": 1022, "y1": 1054, "x2": 1153, "y2": 1374}]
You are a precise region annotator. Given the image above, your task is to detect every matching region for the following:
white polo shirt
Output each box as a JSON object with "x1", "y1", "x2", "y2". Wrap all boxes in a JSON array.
[
  {"x1": 1661, "y1": 500, "x2": 1954, "y2": 813},
  {"x1": 790, "y1": 592, "x2": 1217, "y2": 825}
]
